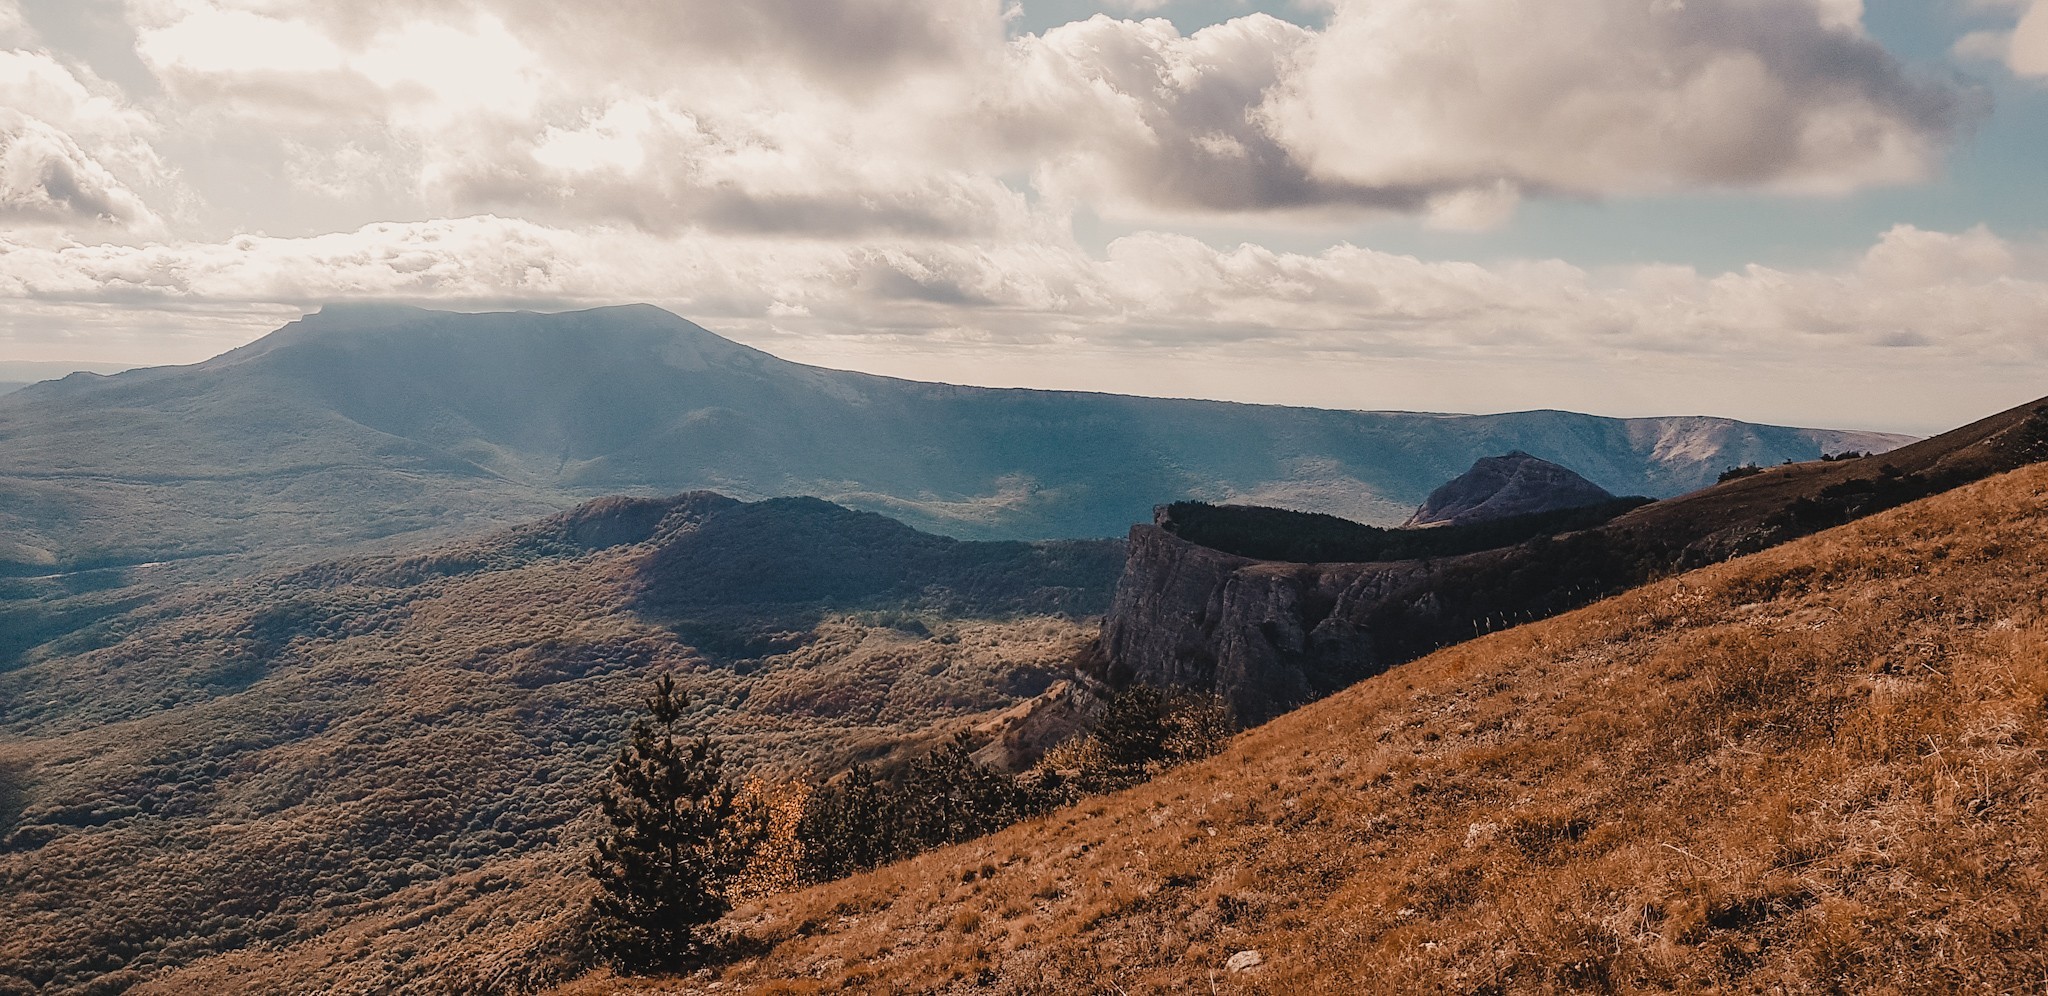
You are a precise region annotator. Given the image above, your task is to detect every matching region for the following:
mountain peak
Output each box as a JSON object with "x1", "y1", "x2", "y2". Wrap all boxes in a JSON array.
[{"x1": 1404, "y1": 451, "x2": 1616, "y2": 527}]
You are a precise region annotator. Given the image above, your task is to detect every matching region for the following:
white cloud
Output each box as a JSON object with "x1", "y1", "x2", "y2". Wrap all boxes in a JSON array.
[
  {"x1": 135, "y1": 3, "x2": 540, "y2": 129},
  {"x1": 1946, "y1": 0, "x2": 2048, "y2": 80},
  {"x1": 2013, "y1": 0, "x2": 2048, "y2": 76},
  {"x1": 0, "y1": 42, "x2": 169, "y2": 231},
  {"x1": 111, "y1": 0, "x2": 1970, "y2": 239},
  {"x1": 1261, "y1": 0, "x2": 1964, "y2": 204},
  {"x1": 0, "y1": 0, "x2": 29, "y2": 47},
  {"x1": 3, "y1": 217, "x2": 2043, "y2": 362},
  {"x1": 0, "y1": 111, "x2": 160, "y2": 227},
  {"x1": 136, "y1": 6, "x2": 348, "y2": 76}
]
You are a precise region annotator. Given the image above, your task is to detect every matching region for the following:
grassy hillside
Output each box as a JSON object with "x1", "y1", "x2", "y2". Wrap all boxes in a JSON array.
[
  {"x1": 0, "y1": 304, "x2": 1907, "y2": 576},
  {"x1": 563, "y1": 459, "x2": 2048, "y2": 993},
  {"x1": 0, "y1": 495, "x2": 1121, "y2": 995}
]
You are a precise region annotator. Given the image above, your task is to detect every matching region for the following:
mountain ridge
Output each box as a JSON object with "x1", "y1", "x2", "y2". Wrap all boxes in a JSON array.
[{"x1": 0, "y1": 305, "x2": 1910, "y2": 579}]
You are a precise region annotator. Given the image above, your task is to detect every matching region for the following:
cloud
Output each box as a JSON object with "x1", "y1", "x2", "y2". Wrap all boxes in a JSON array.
[
  {"x1": 0, "y1": 0, "x2": 28, "y2": 47},
  {"x1": 0, "y1": 111, "x2": 161, "y2": 227},
  {"x1": 3, "y1": 216, "x2": 2043, "y2": 363},
  {"x1": 114, "y1": 0, "x2": 1972, "y2": 239},
  {"x1": 1260, "y1": 0, "x2": 1967, "y2": 205},
  {"x1": 1953, "y1": 0, "x2": 2048, "y2": 79},
  {"x1": 427, "y1": 96, "x2": 1047, "y2": 238},
  {"x1": 998, "y1": 14, "x2": 1442, "y2": 219},
  {"x1": 1001, "y1": 1, "x2": 1966, "y2": 227},
  {"x1": 2013, "y1": 0, "x2": 2048, "y2": 76},
  {"x1": 135, "y1": 4, "x2": 539, "y2": 128},
  {"x1": 0, "y1": 42, "x2": 169, "y2": 231}
]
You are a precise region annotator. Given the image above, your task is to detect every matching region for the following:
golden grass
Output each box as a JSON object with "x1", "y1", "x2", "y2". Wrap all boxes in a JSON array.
[{"x1": 565, "y1": 462, "x2": 2048, "y2": 994}]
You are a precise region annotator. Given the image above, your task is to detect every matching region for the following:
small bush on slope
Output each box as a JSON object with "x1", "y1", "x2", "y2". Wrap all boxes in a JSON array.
[
  {"x1": 788, "y1": 690, "x2": 1231, "y2": 887},
  {"x1": 558, "y1": 462, "x2": 2048, "y2": 995}
]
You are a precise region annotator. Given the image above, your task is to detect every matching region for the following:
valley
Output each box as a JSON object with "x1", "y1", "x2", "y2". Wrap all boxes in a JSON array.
[{"x1": 0, "y1": 494, "x2": 1119, "y2": 994}]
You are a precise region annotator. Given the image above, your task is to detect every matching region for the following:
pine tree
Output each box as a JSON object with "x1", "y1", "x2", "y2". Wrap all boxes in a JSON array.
[
  {"x1": 795, "y1": 763, "x2": 897, "y2": 881},
  {"x1": 588, "y1": 675, "x2": 737, "y2": 971}
]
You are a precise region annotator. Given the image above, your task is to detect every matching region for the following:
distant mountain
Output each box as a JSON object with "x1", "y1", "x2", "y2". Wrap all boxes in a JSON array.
[
  {"x1": 0, "y1": 361, "x2": 131, "y2": 400},
  {"x1": 0, "y1": 304, "x2": 1911, "y2": 575},
  {"x1": 1404, "y1": 451, "x2": 1618, "y2": 527}
]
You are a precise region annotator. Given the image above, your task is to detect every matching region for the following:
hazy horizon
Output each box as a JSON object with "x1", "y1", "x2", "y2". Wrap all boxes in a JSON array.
[{"x1": 0, "y1": 302, "x2": 1960, "y2": 436}]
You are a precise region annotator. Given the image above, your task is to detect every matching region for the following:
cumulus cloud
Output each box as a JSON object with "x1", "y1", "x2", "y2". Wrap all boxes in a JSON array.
[
  {"x1": 0, "y1": 40, "x2": 169, "y2": 230},
  {"x1": 998, "y1": 14, "x2": 1442, "y2": 218},
  {"x1": 135, "y1": 4, "x2": 539, "y2": 128},
  {"x1": 115, "y1": 0, "x2": 1970, "y2": 237},
  {"x1": 430, "y1": 96, "x2": 1050, "y2": 238},
  {"x1": 0, "y1": 111, "x2": 160, "y2": 227},
  {"x1": 1261, "y1": 0, "x2": 1966, "y2": 207}
]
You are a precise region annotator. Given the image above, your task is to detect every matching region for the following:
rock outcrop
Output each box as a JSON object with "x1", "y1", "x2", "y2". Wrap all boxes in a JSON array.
[
  {"x1": 1100, "y1": 510, "x2": 1435, "y2": 724},
  {"x1": 1405, "y1": 452, "x2": 1616, "y2": 527}
]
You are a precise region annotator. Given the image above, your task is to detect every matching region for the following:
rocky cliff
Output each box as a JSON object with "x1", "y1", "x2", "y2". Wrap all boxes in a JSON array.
[{"x1": 1099, "y1": 511, "x2": 1435, "y2": 724}]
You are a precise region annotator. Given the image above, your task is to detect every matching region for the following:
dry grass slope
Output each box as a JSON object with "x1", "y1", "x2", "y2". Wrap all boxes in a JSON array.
[{"x1": 570, "y1": 461, "x2": 2048, "y2": 994}]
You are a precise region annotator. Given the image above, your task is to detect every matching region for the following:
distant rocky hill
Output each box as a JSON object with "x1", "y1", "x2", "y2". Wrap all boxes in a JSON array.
[
  {"x1": 1103, "y1": 394, "x2": 2048, "y2": 723},
  {"x1": 0, "y1": 304, "x2": 1909, "y2": 577},
  {"x1": 1404, "y1": 451, "x2": 1618, "y2": 527},
  {"x1": 0, "y1": 493, "x2": 1121, "y2": 994}
]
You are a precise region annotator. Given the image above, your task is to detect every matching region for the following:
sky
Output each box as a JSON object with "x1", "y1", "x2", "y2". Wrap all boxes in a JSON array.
[{"x1": 1, "y1": 0, "x2": 2046, "y2": 434}]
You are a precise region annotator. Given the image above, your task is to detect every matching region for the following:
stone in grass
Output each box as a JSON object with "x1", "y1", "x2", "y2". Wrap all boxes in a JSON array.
[{"x1": 1226, "y1": 950, "x2": 1264, "y2": 973}]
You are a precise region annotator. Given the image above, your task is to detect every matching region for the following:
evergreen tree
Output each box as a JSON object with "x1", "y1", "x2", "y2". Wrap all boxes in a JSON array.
[
  {"x1": 588, "y1": 675, "x2": 737, "y2": 971},
  {"x1": 795, "y1": 763, "x2": 897, "y2": 882}
]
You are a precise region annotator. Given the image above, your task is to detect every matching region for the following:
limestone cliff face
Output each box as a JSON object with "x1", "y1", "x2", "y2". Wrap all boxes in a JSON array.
[{"x1": 1101, "y1": 517, "x2": 1433, "y2": 724}]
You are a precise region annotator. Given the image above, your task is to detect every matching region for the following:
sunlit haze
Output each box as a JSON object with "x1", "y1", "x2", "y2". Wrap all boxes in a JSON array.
[{"x1": 5, "y1": 0, "x2": 2048, "y2": 434}]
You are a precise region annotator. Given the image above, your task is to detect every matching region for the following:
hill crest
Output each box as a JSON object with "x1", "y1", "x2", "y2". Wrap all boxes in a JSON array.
[{"x1": 1404, "y1": 450, "x2": 1617, "y2": 527}]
